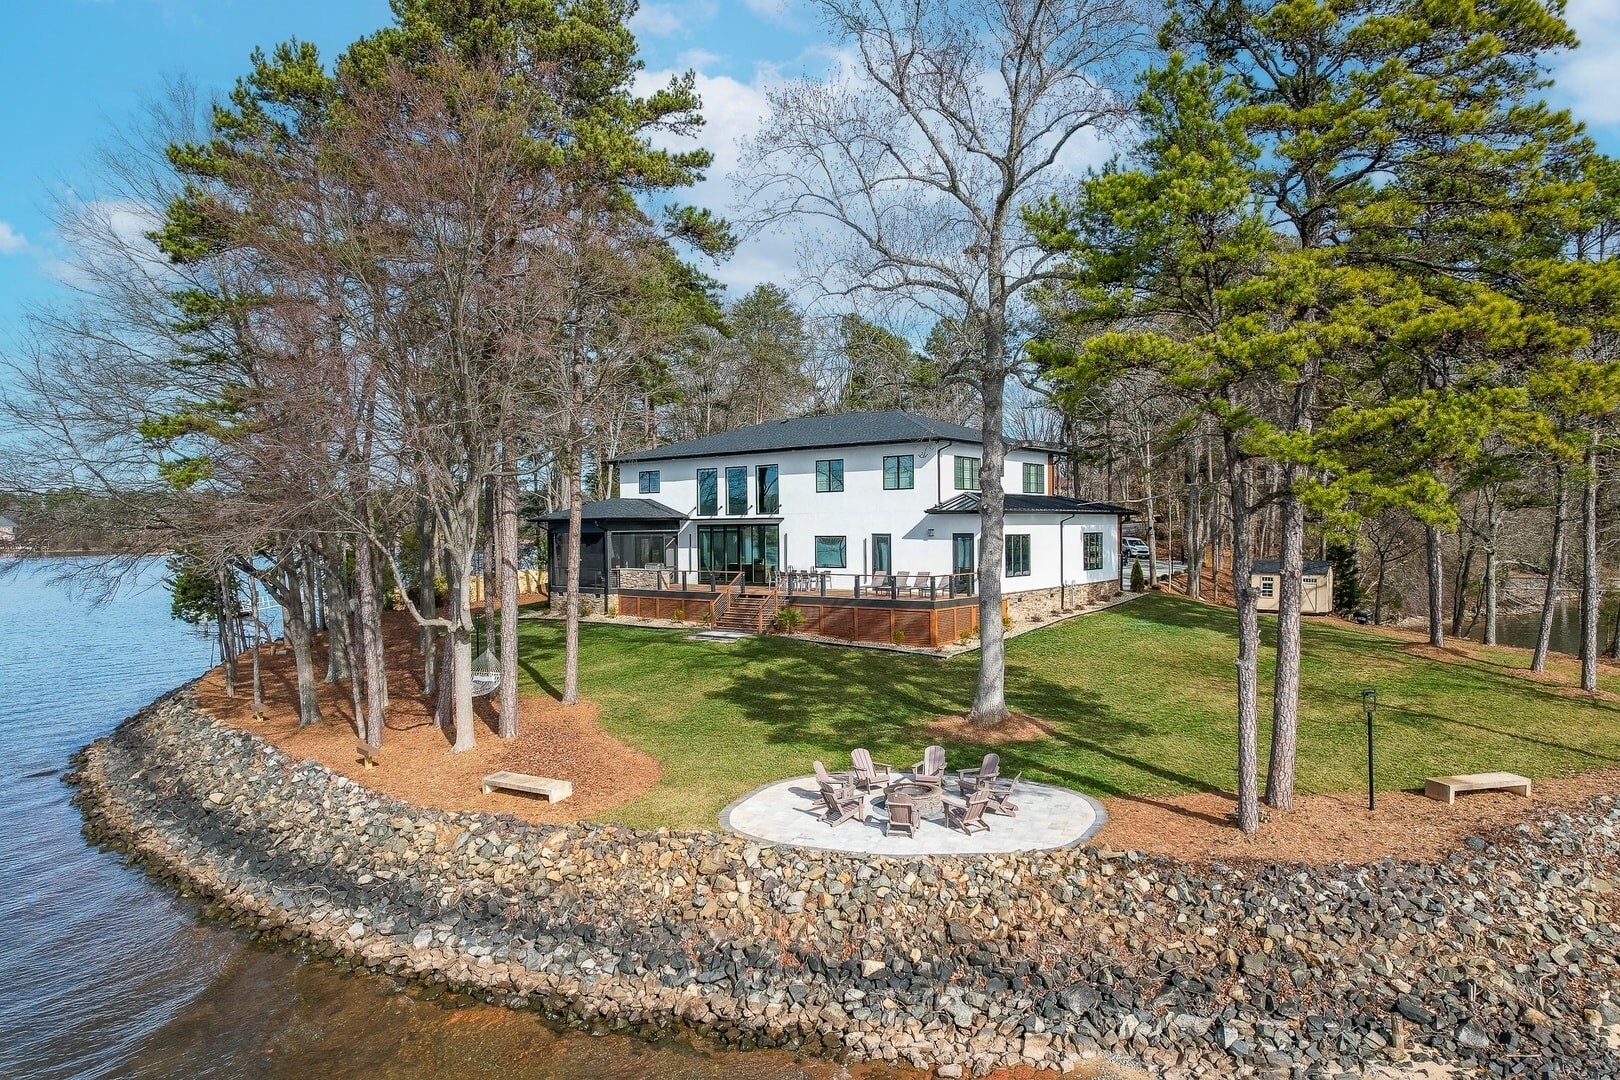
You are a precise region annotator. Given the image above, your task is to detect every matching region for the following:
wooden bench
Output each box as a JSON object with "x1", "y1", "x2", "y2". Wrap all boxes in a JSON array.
[
  {"x1": 356, "y1": 743, "x2": 380, "y2": 770},
  {"x1": 1424, "y1": 772, "x2": 1532, "y2": 805},
  {"x1": 480, "y1": 771, "x2": 572, "y2": 803}
]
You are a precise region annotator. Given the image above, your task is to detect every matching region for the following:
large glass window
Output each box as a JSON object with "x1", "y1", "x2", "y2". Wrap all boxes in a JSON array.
[
  {"x1": 882, "y1": 455, "x2": 914, "y2": 490},
  {"x1": 1083, "y1": 532, "x2": 1103, "y2": 571},
  {"x1": 613, "y1": 532, "x2": 675, "y2": 568},
  {"x1": 1005, "y1": 534, "x2": 1031, "y2": 577},
  {"x1": 816, "y1": 459, "x2": 844, "y2": 492},
  {"x1": 814, "y1": 536, "x2": 847, "y2": 568},
  {"x1": 1022, "y1": 463, "x2": 1044, "y2": 494},
  {"x1": 726, "y1": 466, "x2": 748, "y2": 515},
  {"x1": 871, "y1": 533, "x2": 891, "y2": 574},
  {"x1": 757, "y1": 464, "x2": 779, "y2": 514},
  {"x1": 697, "y1": 468, "x2": 718, "y2": 516},
  {"x1": 954, "y1": 455, "x2": 981, "y2": 491},
  {"x1": 637, "y1": 470, "x2": 660, "y2": 494},
  {"x1": 697, "y1": 525, "x2": 779, "y2": 584}
]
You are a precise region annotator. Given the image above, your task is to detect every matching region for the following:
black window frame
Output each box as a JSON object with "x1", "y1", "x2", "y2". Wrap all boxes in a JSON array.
[
  {"x1": 1005, "y1": 533, "x2": 1031, "y2": 577},
  {"x1": 954, "y1": 455, "x2": 981, "y2": 491},
  {"x1": 697, "y1": 468, "x2": 718, "y2": 516},
  {"x1": 725, "y1": 466, "x2": 748, "y2": 515},
  {"x1": 871, "y1": 533, "x2": 892, "y2": 574},
  {"x1": 756, "y1": 463, "x2": 779, "y2": 514},
  {"x1": 1083, "y1": 531, "x2": 1103, "y2": 571},
  {"x1": 637, "y1": 469, "x2": 661, "y2": 494},
  {"x1": 1022, "y1": 462, "x2": 1044, "y2": 494},
  {"x1": 882, "y1": 454, "x2": 914, "y2": 490},
  {"x1": 814, "y1": 535, "x2": 848, "y2": 568},
  {"x1": 815, "y1": 458, "x2": 844, "y2": 493}
]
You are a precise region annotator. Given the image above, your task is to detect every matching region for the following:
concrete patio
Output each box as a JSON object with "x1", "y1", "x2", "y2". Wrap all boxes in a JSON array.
[{"x1": 720, "y1": 775, "x2": 1106, "y2": 855}]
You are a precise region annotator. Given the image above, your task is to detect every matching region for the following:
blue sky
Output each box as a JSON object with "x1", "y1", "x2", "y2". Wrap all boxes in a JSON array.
[{"x1": 1, "y1": 0, "x2": 1617, "y2": 354}]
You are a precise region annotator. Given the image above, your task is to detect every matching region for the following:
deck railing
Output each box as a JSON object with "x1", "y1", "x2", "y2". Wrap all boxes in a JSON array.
[
  {"x1": 710, "y1": 571, "x2": 745, "y2": 624},
  {"x1": 618, "y1": 568, "x2": 976, "y2": 603}
]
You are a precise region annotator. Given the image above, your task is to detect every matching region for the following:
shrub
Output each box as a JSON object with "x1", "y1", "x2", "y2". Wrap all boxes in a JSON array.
[
  {"x1": 671, "y1": 606, "x2": 684, "y2": 623},
  {"x1": 1002, "y1": 615, "x2": 1014, "y2": 632},
  {"x1": 1130, "y1": 559, "x2": 1146, "y2": 593},
  {"x1": 958, "y1": 626, "x2": 978, "y2": 643},
  {"x1": 700, "y1": 608, "x2": 713, "y2": 626},
  {"x1": 605, "y1": 603, "x2": 617, "y2": 618},
  {"x1": 891, "y1": 628, "x2": 906, "y2": 645},
  {"x1": 775, "y1": 606, "x2": 806, "y2": 634}
]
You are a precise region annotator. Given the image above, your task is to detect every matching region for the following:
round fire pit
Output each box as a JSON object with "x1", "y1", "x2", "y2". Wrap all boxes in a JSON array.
[{"x1": 883, "y1": 780, "x2": 944, "y2": 819}]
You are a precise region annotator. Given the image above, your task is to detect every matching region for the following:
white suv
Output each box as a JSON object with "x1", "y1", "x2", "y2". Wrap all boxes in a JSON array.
[{"x1": 1121, "y1": 537, "x2": 1151, "y2": 561}]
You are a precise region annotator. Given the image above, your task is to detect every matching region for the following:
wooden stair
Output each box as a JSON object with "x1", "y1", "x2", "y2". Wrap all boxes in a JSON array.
[{"x1": 716, "y1": 593, "x2": 770, "y2": 634}]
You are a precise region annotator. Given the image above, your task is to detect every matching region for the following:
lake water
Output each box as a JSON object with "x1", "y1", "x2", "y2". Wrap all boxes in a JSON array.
[
  {"x1": 0, "y1": 558, "x2": 906, "y2": 1080},
  {"x1": 1463, "y1": 600, "x2": 1620, "y2": 656}
]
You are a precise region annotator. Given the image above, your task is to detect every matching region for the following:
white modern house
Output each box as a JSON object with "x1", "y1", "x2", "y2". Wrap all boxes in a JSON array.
[
  {"x1": 542, "y1": 411, "x2": 1129, "y2": 643},
  {"x1": 0, "y1": 513, "x2": 16, "y2": 544}
]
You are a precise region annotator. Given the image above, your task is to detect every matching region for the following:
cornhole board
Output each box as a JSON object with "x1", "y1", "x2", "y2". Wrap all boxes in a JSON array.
[
  {"x1": 481, "y1": 771, "x2": 572, "y2": 803},
  {"x1": 1424, "y1": 772, "x2": 1532, "y2": 805}
]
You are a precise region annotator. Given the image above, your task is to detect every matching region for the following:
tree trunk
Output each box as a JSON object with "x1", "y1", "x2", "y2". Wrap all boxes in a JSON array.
[
  {"x1": 1143, "y1": 440, "x2": 1159, "y2": 590},
  {"x1": 417, "y1": 504, "x2": 438, "y2": 696},
  {"x1": 1449, "y1": 529, "x2": 1476, "y2": 639},
  {"x1": 354, "y1": 528, "x2": 388, "y2": 748},
  {"x1": 446, "y1": 547, "x2": 477, "y2": 751},
  {"x1": 1373, "y1": 550, "x2": 1387, "y2": 626},
  {"x1": 497, "y1": 450, "x2": 521, "y2": 737},
  {"x1": 1426, "y1": 525, "x2": 1445, "y2": 648},
  {"x1": 1228, "y1": 434, "x2": 1260, "y2": 835},
  {"x1": 1483, "y1": 496, "x2": 1501, "y2": 646},
  {"x1": 1532, "y1": 468, "x2": 1568, "y2": 673},
  {"x1": 217, "y1": 565, "x2": 236, "y2": 698},
  {"x1": 266, "y1": 558, "x2": 323, "y2": 729},
  {"x1": 483, "y1": 477, "x2": 497, "y2": 656},
  {"x1": 970, "y1": 346, "x2": 1009, "y2": 726},
  {"x1": 563, "y1": 439, "x2": 584, "y2": 706},
  {"x1": 1266, "y1": 481, "x2": 1304, "y2": 812},
  {"x1": 1582, "y1": 447, "x2": 1600, "y2": 693},
  {"x1": 1186, "y1": 442, "x2": 1202, "y2": 601}
]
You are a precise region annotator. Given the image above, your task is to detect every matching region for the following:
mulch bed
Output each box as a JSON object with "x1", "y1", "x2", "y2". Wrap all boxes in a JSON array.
[
  {"x1": 194, "y1": 611, "x2": 660, "y2": 825},
  {"x1": 1097, "y1": 770, "x2": 1620, "y2": 865}
]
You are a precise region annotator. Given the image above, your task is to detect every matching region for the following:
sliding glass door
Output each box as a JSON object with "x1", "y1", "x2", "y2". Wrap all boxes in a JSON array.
[{"x1": 697, "y1": 525, "x2": 780, "y2": 584}]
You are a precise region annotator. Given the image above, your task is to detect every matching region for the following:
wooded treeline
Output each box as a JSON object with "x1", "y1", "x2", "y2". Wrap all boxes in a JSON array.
[{"x1": 2, "y1": 0, "x2": 1617, "y2": 837}]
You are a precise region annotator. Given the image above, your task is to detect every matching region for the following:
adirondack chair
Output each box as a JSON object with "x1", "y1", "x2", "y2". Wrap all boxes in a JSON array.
[
  {"x1": 957, "y1": 752, "x2": 1000, "y2": 795},
  {"x1": 984, "y1": 771, "x2": 1021, "y2": 817},
  {"x1": 885, "y1": 790, "x2": 918, "y2": 837},
  {"x1": 813, "y1": 759, "x2": 853, "y2": 791},
  {"x1": 910, "y1": 744, "x2": 947, "y2": 789},
  {"x1": 850, "y1": 748, "x2": 894, "y2": 790},
  {"x1": 946, "y1": 787, "x2": 992, "y2": 836},
  {"x1": 820, "y1": 782, "x2": 864, "y2": 827}
]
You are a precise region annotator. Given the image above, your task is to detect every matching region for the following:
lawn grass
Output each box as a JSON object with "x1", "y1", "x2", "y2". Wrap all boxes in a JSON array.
[{"x1": 512, "y1": 594, "x2": 1620, "y2": 828}]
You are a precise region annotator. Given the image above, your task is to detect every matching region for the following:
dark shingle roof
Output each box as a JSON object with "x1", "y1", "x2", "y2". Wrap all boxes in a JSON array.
[
  {"x1": 927, "y1": 494, "x2": 1135, "y2": 516},
  {"x1": 1251, "y1": 559, "x2": 1332, "y2": 575},
  {"x1": 536, "y1": 498, "x2": 682, "y2": 523},
  {"x1": 613, "y1": 410, "x2": 988, "y2": 463}
]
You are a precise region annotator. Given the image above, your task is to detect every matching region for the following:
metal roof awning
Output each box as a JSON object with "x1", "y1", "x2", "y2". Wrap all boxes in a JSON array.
[{"x1": 925, "y1": 493, "x2": 1135, "y2": 516}]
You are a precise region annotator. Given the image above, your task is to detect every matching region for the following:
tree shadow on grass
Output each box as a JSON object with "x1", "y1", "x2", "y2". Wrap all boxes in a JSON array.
[{"x1": 1385, "y1": 705, "x2": 1620, "y2": 766}]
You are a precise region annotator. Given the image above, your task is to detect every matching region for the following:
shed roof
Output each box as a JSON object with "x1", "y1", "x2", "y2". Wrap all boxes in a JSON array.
[{"x1": 1251, "y1": 559, "x2": 1332, "y2": 575}]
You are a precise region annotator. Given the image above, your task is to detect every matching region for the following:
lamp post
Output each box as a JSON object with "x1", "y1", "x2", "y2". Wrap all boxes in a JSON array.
[{"x1": 1361, "y1": 688, "x2": 1378, "y2": 811}]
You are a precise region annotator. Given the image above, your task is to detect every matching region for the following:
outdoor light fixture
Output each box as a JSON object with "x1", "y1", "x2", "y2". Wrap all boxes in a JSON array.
[
  {"x1": 1361, "y1": 688, "x2": 1378, "y2": 811},
  {"x1": 926, "y1": 527, "x2": 936, "y2": 538}
]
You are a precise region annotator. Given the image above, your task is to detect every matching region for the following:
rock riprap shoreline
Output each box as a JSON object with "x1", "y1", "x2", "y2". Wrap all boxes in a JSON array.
[{"x1": 70, "y1": 690, "x2": 1620, "y2": 1078}]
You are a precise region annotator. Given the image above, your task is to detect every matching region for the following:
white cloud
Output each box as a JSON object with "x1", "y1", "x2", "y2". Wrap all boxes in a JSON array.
[
  {"x1": 677, "y1": 48, "x2": 725, "y2": 69},
  {"x1": 630, "y1": 0, "x2": 718, "y2": 39},
  {"x1": 0, "y1": 221, "x2": 28, "y2": 255},
  {"x1": 743, "y1": 0, "x2": 792, "y2": 20},
  {"x1": 1557, "y1": 0, "x2": 1620, "y2": 127}
]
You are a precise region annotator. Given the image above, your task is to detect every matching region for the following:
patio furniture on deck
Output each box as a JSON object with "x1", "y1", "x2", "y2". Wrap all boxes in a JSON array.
[
  {"x1": 884, "y1": 788, "x2": 918, "y2": 837},
  {"x1": 946, "y1": 787, "x2": 992, "y2": 835},
  {"x1": 910, "y1": 744, "x2": 946, "y2": 789},
  {"x1": 819, "y1": 783, "x2": 865, "y2": 827},
  {"x1": 851, "y1": 748, "x2": 894, "y2": 790},
  {"x1": 957, "y1": 752, "x2": 1000, "y2": 795},
  {"x1": 984, "y1": 772, "x2": 1021, "y2": 816},
  {"x1": 891, "y1": 571, "x2": 913, "y2": 597}
]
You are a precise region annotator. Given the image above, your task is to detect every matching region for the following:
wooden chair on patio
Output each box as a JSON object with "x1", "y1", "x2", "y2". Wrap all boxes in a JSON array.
[
  {"x1": 985, "y1": 772, "x2": 1021, "y2": 817},
  {"x1": 946, "y1": 787, "x2": 992, "y2": 836},
  {"x1": 957, "y1": 752, "x2": 1000, "y2": 795},
  {"x1": 814, "y1": 759, "x2": 853, "y2": 791},
  {"x1": 885, "y1": 789, "x2": 918, "y2": 837},
  {"x1": 851, "y1": 748, "x2": 895, "y2": 791},
  {"x1": 819, "y1": 782, "x2": 865, "y2": 827},
  {"x1": 910, "y1": 744, "x2": 947, "y2": 789}
]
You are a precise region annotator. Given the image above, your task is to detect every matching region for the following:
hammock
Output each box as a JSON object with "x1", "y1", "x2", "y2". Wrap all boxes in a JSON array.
[{"x1": 470, "y1": 648, "x2": 501, "y2": 697}]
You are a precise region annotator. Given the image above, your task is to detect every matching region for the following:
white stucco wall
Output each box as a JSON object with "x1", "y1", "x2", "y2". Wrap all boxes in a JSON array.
[{"x1": 619, "y1": 439, "x2": 1120, "y2": 593}]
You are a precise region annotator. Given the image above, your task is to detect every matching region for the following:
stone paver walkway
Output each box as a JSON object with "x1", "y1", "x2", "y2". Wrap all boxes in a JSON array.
[{"x1": 721, "y1": 776, "x2": 1106, "y2": 855}]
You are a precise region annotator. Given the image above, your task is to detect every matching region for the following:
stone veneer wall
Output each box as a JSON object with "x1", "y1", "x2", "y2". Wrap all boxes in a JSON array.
[
  {"x1": 1004, "y1": 582, "x2": 1120, "y2": 624},
  {"x1": 71, "y1": 690, "x2": 1620, "y2": 1078}
]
